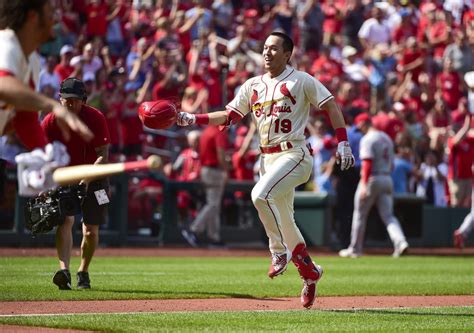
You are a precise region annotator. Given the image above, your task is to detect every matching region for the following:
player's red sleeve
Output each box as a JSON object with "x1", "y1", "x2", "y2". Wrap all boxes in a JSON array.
[
  {"x1": 361, "y1": 159, "x2": 372, "y2": 184},
  {"x1": 13, "y1": 111, "x2": 48, "y2": 150}
]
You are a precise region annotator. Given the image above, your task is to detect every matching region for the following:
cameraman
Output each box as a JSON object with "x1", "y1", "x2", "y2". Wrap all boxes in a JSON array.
[{"x1": 42, "y1": 77, "x2": 110, "y2": 290}]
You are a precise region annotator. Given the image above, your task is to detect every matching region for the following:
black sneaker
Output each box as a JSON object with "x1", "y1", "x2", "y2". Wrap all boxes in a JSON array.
[
  {"x1": 181, "y1": 229, "x2": 199, "y2": 248},
  {"x1": 77, "y1": 271, "x2": 91, "y2": 289},
  {"x1": 53, "y1": 269, "x2": 72, "y2": 290}
]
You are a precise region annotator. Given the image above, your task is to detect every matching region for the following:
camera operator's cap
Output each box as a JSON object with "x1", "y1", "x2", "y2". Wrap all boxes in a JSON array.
[
  {"x1": 60, "y1": 77, "x2": 86, "y2": 99},
  {"x1": 464, "y1": 71, "x2": 474, "y2": 89}
]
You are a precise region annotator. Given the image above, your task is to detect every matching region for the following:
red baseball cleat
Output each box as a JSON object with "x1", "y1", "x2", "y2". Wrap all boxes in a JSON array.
[
  {"x1": 301, "y1": 264, "x2": 323, "y2": 309},
  {"x1": 453, "y1": 230, "x2": 465, "y2": 249},
  {"x1": 268, "y1": 249, "x2": 291, "y2": 278}
]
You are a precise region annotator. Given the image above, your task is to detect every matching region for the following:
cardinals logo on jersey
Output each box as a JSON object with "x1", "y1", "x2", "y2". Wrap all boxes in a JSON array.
[{"x1": 280, "y1": 83, "x2": 296, "y2": 104}]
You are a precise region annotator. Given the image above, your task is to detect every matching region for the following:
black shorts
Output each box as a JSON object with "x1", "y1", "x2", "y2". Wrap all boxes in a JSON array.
[{"x1": 81, "y1": 179, "x2": 109, "y2": 225}]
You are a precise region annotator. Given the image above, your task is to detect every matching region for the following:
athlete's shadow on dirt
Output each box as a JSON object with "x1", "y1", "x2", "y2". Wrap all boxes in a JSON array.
[
  {"x1": 326, "y1": 309, "x2": 473, "y2": 317},
  {"x1": 100, "y1": 289, "x2": 286, "y2": 300}
]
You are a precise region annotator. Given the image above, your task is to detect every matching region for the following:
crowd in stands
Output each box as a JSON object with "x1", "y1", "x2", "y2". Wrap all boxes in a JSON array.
[{"x1": 2, "y1": 0, "x2": 474, "y2": 233}]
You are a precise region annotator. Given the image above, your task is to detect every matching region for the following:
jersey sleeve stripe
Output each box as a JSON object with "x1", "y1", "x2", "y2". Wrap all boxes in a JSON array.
[
  {"x1": 0, "y1": 70, "x2": 14, "y2": 77},
  {"x1": 226, "y1": 105, "x2": 245, "y2": 117},
  {"x1": 318, "y1": 95, "x2": 334, "y2": 109}
]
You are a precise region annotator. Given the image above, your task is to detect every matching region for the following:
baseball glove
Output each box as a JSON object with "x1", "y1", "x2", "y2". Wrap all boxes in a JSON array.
[{"x1": 25, "y1": 184, "x2": 86, "y2": 235}]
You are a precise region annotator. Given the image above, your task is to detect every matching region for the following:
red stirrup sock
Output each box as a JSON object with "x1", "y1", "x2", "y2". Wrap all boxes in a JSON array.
[{"x1": 292, "y1": 243, "x2": 321, "y2": 280}]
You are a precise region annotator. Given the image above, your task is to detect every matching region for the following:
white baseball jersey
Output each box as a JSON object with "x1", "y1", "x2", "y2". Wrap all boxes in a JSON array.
[
  {"x1": 359, "y1": 129, "x2": 394, "y2": 175},
  {"x1": 227, "y1": 65, "x2": 333, "y2": 146},
  {"x1": 0, "y1": 29, "x2": 40, "y2": 134}
]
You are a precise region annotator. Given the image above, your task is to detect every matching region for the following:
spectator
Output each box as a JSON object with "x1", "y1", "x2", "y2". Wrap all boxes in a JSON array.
[
  {"x1": 437, "y1": 57, "x2": 463, "y2": 111},
  {"x1": 341, "y1": 0, "x2": 365, "y2": 49},
  {"x1": 341, "y1": 45, "x2": 369, "y2": 83},
  {"x1": 181, "y1": 86, "x2": 208, "y2": 114},
  {"x1": 55, "y1": 44, "x2": 75, "y2": 81},
  {"x1": 392, "y1": 146, "x2": 415, "y2": 194},
  {"x1": 86, "y1": 0, "x2": 109, "y2": 40},
  {"x1": 105, "y1": 0, "x2": 129, "y2": 58},
  {"x1": 358, "y1": 5, "x2": 391, "y2": 49},
  {"x1": 367, "y1": 43, "x2": 397, "y2": 113},
  {"x1": 447, "y1": 113, "x2": 474, "y2": 207},
  {"x1": 39, "y1": 56, "x2": 61, "y2": 98},
  {"x1": 415, "y1": 149, "x2": 448, "y2": 207},
  {"x1": 270, "y1": 0, "x2": 296, "y2": 38},
  {"x1": 212, "y1": 0, "x2": 233, "y2": 39},
  {"x1": 70, "y1": 42, "x2": 104, "y2": 80},
  {"x1": 443, "y1": 29, "x2": 473, "y2": 75},
  {"x1": 321, "y1": 0, "x2": 343, "y2": 46},
  {"x1": 392, "y1": 7, "x2": 418, "y2": 46},
  {"x1": 296, "y1": 0, "x2": 323, "y2": 54},
  {"x1": 151, "y1": 43, "x2": 187, "y2": 101},
  {"x1": 183, "y1": 0, "x2": 213, "y2": 42},
  {"x1": 125, "y1": 37, "x2": 153, "y2": 91}
]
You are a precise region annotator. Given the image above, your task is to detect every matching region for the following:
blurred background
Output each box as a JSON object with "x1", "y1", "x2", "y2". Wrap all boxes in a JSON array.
[{"x1": 0, "y1": 0, "x2": 473, "y2": 250}]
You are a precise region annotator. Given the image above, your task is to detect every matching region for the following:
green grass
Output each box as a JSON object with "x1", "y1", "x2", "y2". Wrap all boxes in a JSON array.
[
  {"x1": 0, "y1": 255, "x2": 473, "y2": 332},
  {"x1": 0, "y1": 256, "x2": 473, "y2": 301},
  {"x1": 0, "y1": 307, "x2": 473, "y2": 332}
]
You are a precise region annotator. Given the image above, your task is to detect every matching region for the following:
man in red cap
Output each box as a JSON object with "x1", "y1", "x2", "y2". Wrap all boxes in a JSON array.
[{"x1": 339, "y1": 112, "x2": 409, "y2": 258}]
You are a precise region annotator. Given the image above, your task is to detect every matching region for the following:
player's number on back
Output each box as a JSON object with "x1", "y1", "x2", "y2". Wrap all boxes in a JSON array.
[{"x1": 274, "y1": 119, "x2": 292, "y2": 133}]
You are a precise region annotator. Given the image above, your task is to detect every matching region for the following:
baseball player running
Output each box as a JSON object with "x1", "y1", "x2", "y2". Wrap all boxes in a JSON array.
[
  {"x1": 339, "y1": 113, "x2": 409, "y2": 258},
  {"x1": 177, "y1": 31, "x2": 355, "y2": 308},
  {"x1": 453, "y1": 177, "x2": 473, "y2": 249}
]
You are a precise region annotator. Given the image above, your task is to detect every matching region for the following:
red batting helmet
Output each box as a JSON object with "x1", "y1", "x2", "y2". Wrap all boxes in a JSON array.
[{"x1": 138, "y1": 100, "x2": 178, "y2": 129}]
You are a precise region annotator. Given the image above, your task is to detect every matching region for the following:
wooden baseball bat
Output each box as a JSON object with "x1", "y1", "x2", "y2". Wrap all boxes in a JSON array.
[{"x1": 52, "y1": 155, "x2": 161, "y2": 185}]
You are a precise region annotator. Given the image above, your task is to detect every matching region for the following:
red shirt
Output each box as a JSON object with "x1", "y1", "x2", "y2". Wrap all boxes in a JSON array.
[
  {"x1": 42, "y1": 104, "x2": 110, "y2": 166},
  {"x1": 190, "y1": 67, "x2": 222, "y2": 108},
  {"x1": 121, "y1": 101, "x2": 143, "y2": 145},
  {"x1": 176, "y1": 148, "x2": 201, "y2": 181},
  {"x1": 311, "y1": 55, "x2": 342, "y2": 78},
  {"x1": 86, "y1": 2, "x2": 109, "y2": 37},
  {"x1": 232, "y1": 150, "x2": 257, "y2": 181},
  {"x1": 199, "y1": 125, "x2": 227, "y2": 168},
  {"x1": 54, "y1": 63, "x2": 74, "y2": 81},
  {"x1": 437, "y1": 71, "x2": 462, "y2": 110},
  {"x1": 447, "y1": 136, "x2": 474, "y2": 180},
  {"x1": 372, "y1": 113, "x2": 404, "y2": 141}
]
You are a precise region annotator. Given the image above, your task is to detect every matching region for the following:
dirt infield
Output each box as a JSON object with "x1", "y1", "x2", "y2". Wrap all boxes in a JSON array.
[{"x1": 1, "y1": 295, "x2": 473, "y2": 316}]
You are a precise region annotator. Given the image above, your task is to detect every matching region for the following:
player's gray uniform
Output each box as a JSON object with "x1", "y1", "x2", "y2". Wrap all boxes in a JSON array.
[{"x1": 348, "y1": 129, "x2": 407, "y2": 254}]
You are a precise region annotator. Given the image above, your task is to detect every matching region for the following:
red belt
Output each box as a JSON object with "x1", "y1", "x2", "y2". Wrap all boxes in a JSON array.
[{"x1": 260, "y1": 142, "x2": 293, "y2": 154}]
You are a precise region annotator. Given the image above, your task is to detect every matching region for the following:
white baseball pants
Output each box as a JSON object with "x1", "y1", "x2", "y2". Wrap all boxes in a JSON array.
[{"x1": 251, "y1": 146, "x2": 313, "y2": 254}]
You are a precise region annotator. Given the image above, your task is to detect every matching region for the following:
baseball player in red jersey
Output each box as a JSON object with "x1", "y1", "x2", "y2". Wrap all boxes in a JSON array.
[
  {"x1": 339, "y1": 113, "x2": 409, "y2": 258},
  {"x1": 177, "y1": 32, "x2": 355, "y2": 309},
  {"x1": 0, "y1": 0, "x2": 92, "y2": 195}
]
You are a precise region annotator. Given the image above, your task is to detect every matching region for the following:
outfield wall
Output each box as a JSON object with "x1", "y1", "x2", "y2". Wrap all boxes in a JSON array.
[{"x1": 0, "y1": 175, "x2": 471, "y2": 248}]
